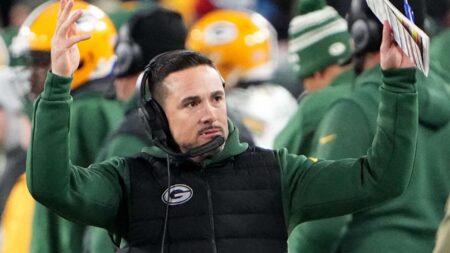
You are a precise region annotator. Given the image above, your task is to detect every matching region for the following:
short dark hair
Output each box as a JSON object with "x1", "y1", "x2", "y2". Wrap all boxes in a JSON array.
[{"x1": 145, "y1": 50, "x2": 217, "y2": 105}]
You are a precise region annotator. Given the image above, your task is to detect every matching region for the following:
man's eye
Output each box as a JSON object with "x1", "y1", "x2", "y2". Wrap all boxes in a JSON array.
[
  {"x1": 214, "y1": 96, "x2": 223, "y2": 102},
  {"x1": 187, "y1": 101, "x2": 199, "y2": 107}
]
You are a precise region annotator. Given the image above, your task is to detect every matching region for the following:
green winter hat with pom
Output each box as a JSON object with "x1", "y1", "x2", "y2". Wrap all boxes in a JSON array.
[{"x1": 288, "y1": 0, "x2": 353, "y2": 79}]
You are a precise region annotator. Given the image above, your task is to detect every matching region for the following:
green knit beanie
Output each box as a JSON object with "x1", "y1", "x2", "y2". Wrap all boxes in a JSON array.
[{"x1": 288, "y1": 0, "x2": 353, "y2": 79}]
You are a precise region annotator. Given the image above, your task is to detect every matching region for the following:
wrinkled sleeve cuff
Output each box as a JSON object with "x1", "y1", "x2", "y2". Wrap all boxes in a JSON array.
[
  {"x1": 381, "y1": 68, "x2": 416, "y2": 93},
  {"x1": 41, "y1": 71, "x2": 73, "y2": 101}
]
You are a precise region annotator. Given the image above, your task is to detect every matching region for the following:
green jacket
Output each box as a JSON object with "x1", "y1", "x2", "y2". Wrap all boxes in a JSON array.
[
  {"x1": 86, "y1": 94, "x2": 147, "y2": 253},
  {"x1": 95, "y1": 93, "x2": 147, "y2": 161},
  {"x1": 430, "y1": 29, "x2": 450, "y2": 82},
  {"x1": 274, "y1": 69, "x2": 354, "y2": 155},
  {"x1": 274, "y1": 69, "x2": 354, "y2": 253},
  {"x1": 29, "y1": 78, "x2": 124, "y2": 253},
  {"x1": 292, "y1": 65, "x2": 450, "y2": 253},
  {"x1": 27, "y1": 69, "x2": 418, "y2": 248}
]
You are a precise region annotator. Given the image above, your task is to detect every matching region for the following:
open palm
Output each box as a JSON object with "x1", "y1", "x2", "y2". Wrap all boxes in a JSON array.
[{"x1": 51, "y1": 0, "x2": 90, "y2": 77}]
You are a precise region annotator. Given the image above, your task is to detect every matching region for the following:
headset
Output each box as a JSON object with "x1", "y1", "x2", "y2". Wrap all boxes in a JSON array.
[
  {"x1": 114, "y1": 13, "x2": 145, "y2": 78},
  {"x1": 347, "y1": 0, "x2": 382, "y2": 56},
  {"x1": 138, "y1": 52, "x2": 225, "y2": 158}
]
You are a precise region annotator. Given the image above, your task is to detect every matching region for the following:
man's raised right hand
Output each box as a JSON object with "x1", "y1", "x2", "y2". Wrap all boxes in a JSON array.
[{"x1": 51, "y1": 0, "x2": 91, "y2": 78}]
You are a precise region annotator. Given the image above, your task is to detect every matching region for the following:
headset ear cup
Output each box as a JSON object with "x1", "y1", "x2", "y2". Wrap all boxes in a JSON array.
[
  {"x1": 114, "y1": 41, "x2": 133, "y2": 76},
  {"x1": 149, "y1": 100, "x2": 171, "y2": 143},
  {"x1": 347, "y1": 0, "x2": 383, "y2": 56},
  {"x1": 130, "y1": 42, "x2": 144, "y2": 71},
  {"x1": 138, "y1": 51, "x2": 181, "y2": 153},
  {"x1": 366, "y1": 19, "x2": 382, "y2": 52},
  {"x1": 114, "y1": 40, "x2": 143, "y2": 77},
  {"x1": 139, "y1": 97, "x2": 173, "y2": 148},
  {"x1": 139, "y1": 100, "x2": 164, "y2": 142},
  {"x1": 113, "y1": 20, "x2": 144, "y2": 77},
  {"x1": 351, "y1": 19, "x2": 370, "y2": 55},
  {"x1": 138, "y1": 106, "x2": 154, "y2": 140}
]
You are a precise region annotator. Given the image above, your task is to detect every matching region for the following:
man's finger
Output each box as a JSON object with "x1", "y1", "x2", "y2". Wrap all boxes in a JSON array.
[
  {"x1": 67, "y1": 33, "x2": 91, "y2": 48},
  {"x1": 380, "y1": 20, "x2": 392, "y2": 53},
  {"x1": 57, "y1": 0, "x2": 67, "y2": 20},
  {"x1": 58, "y1": 10, "x2": 83, "y2": 37},
  {"x1": 60, "y1": 0, "x2": 73, "y2": 21},
  {"x1": 56, "y1": 0, "x2": 73, "y2": 32}
]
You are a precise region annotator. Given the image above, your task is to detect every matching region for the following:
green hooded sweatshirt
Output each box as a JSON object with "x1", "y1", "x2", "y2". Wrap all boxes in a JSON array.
[
  {"x1": 274, "y1": 69, "x2": 354, "y2": 155},
  {"x1": 85, "y1": 94, "x2": 150, "y2": 253},
  {"x1": 289, "y1": 64, "x2": 450, "y2": 253},
  {"x1": 27, "y1": 69, "x2": 417, "y2": 250},
  {"x1": 95, "y1": 93, "x2": 147, "y2": 161},
  {"x1": 274, "y1": 69, "x2": 354, "y2": 252},
  {"x1": 29, "y1": 78, "x2": 124, "y2": 253},
  {"x1": 430, "y1": 29, "x2": 450, "y2": 82}
]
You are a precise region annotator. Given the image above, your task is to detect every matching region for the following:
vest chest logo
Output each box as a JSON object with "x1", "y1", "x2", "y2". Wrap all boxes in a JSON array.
[{"x1": 161, "y1": 184, "x2": 193, "y2": 205}]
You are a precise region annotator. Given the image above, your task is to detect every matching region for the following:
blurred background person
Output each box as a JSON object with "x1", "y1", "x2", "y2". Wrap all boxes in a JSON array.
[
  {"x1": 290, "y1": 0, "x2": 450, "y2": 253},
  {"x1": 193, "y1": 0, "x2": 292, "y2": 40},
  {"x1": 6, "y1": 1, "x2": 123, "y2": 252},
  {"x1": 431, "y1": 6, "x2": 450, "y2": 253},
  {"x1": 187, "y1": 9, "x2": 296, "y2": 148},
  {"x1": 1, "y1": 1, "x2": 32, "y2": 66},
  {"x1": 274, "y1": 0, "x2": 354, "y2": 155},
  {"x1": 429, "y1": 3, "x2": 450, "y2": 82},
  {"x1": 274, "y1": 1, "x2": 354, "y2": 251},
  {"x1": 0, "y1": 34, "x2": 32, "y2": 253},
  {"x1": 0, "y1": 36, "x2": 7, "y2": 66},
  {"x1": 193, "y1": 0, "x2": 302, "y2": 97},
  {"x1": 424, "y1": 0, "x2": 450, "y2": 35}
]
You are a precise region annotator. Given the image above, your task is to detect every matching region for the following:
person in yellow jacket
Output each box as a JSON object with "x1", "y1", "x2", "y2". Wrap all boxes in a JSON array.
[
  {"x1": 1, "y1": 175, "x2": 34, "y2": 253},
  {"x1": 0, "y1": 35, "x2": 32, "y2": 253}
]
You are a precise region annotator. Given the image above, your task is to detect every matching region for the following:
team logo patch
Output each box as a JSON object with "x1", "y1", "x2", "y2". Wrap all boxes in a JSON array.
[
  {"x1": 204, "y1": 21, "x2": 238, "y2": 45},
  {"x1": 162, "y1": 184, "x2": 193, "y2": 206},
  {"x1": 319, "y1": 134, "x2": 337, "y2": 145},
  {"x1": 328, "y1": 42, "x2": 346, "y2": 56}
]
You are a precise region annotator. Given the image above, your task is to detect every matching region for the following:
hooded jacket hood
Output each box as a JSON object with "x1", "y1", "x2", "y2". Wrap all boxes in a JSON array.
[
  {"x1": 358, "y1": 64, "x2": 450, "y2": 129},
  {"x1": 142, "y1": 119, "x2": 249, "y2": 167}
]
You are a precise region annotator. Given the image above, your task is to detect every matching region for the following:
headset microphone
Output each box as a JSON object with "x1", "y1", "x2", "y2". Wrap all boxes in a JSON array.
[
  {"x1": 154, "y1": 135, "x2": 225, "y2": 158},
  {"x1": 184, "y1": 136, "x2": 225, "y2": 157}
]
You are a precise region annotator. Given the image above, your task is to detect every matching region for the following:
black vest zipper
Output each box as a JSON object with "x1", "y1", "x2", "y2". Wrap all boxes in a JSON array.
[{"x1": 202, "y1": 170, "x2": 218, "y2": 253}]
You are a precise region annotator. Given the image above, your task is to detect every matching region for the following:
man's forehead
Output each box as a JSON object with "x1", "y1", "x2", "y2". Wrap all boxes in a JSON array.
[{"x1": 164, "y1": 65, "x2": 224, "y2": 92}]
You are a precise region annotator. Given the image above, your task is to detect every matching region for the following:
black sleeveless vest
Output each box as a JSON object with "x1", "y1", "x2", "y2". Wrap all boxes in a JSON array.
[{"x1": 121, "y1": 147, "x2": 287, "y2": 253}]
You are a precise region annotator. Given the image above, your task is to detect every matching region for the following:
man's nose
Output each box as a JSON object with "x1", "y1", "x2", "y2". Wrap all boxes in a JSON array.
[{"x1": 199, "y1": 102, "x2": 217, "y2": 124}]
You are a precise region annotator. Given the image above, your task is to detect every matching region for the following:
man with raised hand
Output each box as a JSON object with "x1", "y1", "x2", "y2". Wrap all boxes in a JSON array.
[{"x1": 27, "y1": 0, "x2": 418, "y2": 252}]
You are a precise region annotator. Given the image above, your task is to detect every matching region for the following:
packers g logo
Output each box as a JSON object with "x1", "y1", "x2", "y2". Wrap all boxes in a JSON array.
[
  {"x1": 204, "y1": 21, "x2": 238, "y2": 45},
  {"x1": 162, "y1": 184, "x2": 193, "y2": 206}
]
